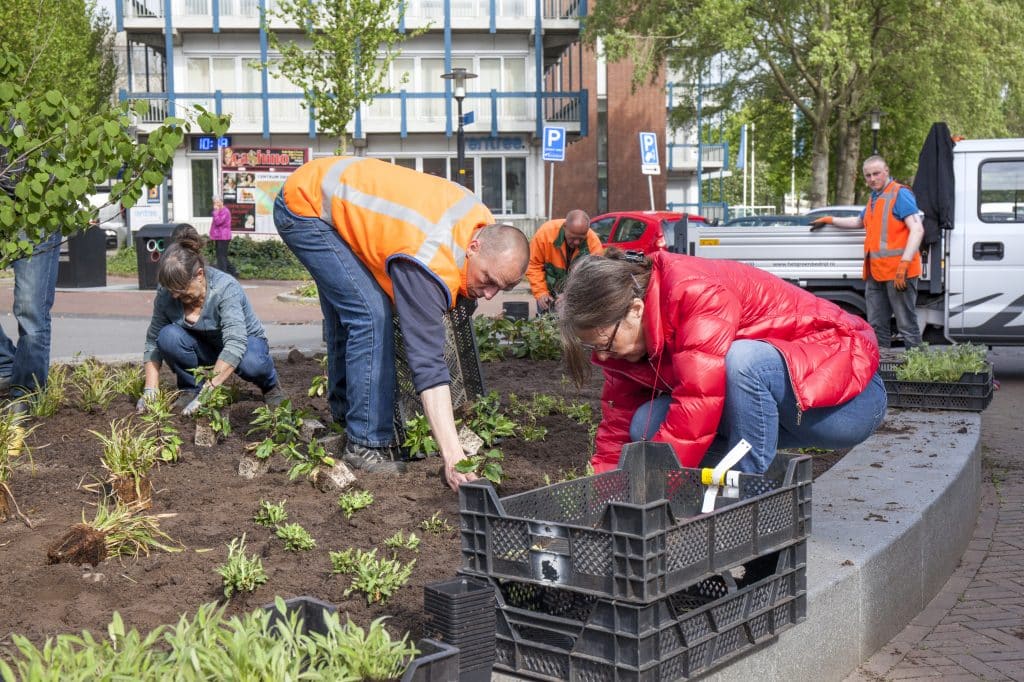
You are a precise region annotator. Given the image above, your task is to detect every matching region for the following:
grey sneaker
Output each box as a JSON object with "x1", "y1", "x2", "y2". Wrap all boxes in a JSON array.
[
  {"x1": 262, "y1": 384, "x2": 287, "y2": 408},
  {"x1": 341, "y1": 442, "x2": 407, "y2": 474}
]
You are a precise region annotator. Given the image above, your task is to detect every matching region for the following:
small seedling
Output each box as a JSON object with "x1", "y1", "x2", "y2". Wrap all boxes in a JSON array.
[
  {"x1": 510, "y1": 314, "x2": 561, "y2": 360},
  {"x1": 530, "y1": 393, "x2": 560, "y2": 416},
  {"x1": 284, "y1": 439, "x2": 337, "y2": 484},
  {"x1": 326, "y1": 616, "x2": 420, "y2": 681},
  {"x1": 139, "y1": 390, "x2": 184, "y2": 462},
  {"x1": 337, "y1": 490, "x2": 374, "y2": 519},
  {"x1": 25, "y1": 365, "x2": 68, "y2": 418},
  {"x1": 895, "y1": 343, "x2": 989, "y2": 382},
  {"x1": 91, "y1": 418, "x2": 161, "y2": 506},
  {"x1": 247, "y1": 400, "x2": 306, "y2": 461},
  {"x1": 253, "y1": 499, "x2": 288, "y2": 527},
  {"x1": 543, "y1": 466, "x2": 585, "y2": 486},
  {"x1": 46, "y1": 500, "x2": 180, "y2": 566},
  {"x1": 71, "y1": 358, "x2": 119, "y2": 412},
  {"x1": 420, "y1": 511, "x2": 454, "y2": 535},
  {"x1": 519, "y1": 423, "x2": 548, "y2": 442},
  {"x1": 330, "y1": 547, "x2": 415, "y2": 605},
  {"x1": 560, "y1": 400, "x2": 593, "y2": 425},
  {"x1": 189, "y1": 367, "x2": 235, "y2": 438},
  {"x1": 0, "y1": 408, "x2": 37, "y2": 526},
  {"x1": 466, "y1": 391, "x2": 516, "y2": 446},
  {"x1": 308, "y1": 354, "x2": 328, "y2": 398},
  {"x1": 275, "y1": 523, "x2": 316, "y2": 551},
  {"x1": 384, "y1": 531, "x2": 420, "y2": 552},
  {"x1": 110, "y1": 364, "x2": 146, "y2": 400},
  {"x1": 455, "y1": 447, "x2": 505, "y2": 485},
  {"x1": 216, "y1": 534, "x2": 268, "y2": 599},
  {"x1": 401, "y1": 413, "x2": 437, "y2": 458}
]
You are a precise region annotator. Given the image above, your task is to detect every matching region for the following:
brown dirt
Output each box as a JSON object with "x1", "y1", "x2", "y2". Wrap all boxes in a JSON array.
[
  {"x1": 0, "y1": 353, "x2": 846, "y2": 655},
  {"x1": 46, "y1": 524, "x2": 108, "y2": 567}
]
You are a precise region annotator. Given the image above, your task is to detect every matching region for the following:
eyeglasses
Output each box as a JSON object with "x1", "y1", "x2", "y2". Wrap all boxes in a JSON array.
[{"x1": 580, "y1": 317, "x2": 622, "y2": 354}]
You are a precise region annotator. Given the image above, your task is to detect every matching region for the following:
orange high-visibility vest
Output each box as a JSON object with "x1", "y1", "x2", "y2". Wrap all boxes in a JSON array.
[
  {"x1": 525, "y1": 218, "x2": 604, "y2": 299},
  {"x1": 281, "y1": 157, "x2": 494, "y2": 306},
  {"x1": 863, "y1": 180, "x2": 922, "y2": 282}
]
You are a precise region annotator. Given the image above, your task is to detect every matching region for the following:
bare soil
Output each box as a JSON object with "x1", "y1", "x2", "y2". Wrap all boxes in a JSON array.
[{"x1": 0, "y1": 353, "x2": 846, "y2": 655}]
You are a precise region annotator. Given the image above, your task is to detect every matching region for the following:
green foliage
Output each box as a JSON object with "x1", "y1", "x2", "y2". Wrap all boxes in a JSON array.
[
  {"x1": 0, "y1": 46, "x2": 230, "y2": 268},
  {"x1": 139, "y1": 390, "x2": 185, "y2": 463},
  {"x1": 25, "y1": 363, "x2": 68, "y2": 418},
  {"x1": 284, "y1": 439, "x2": 337, "y2": 482},
  {"x1": 518, "y1": 423, "x2": 548, "y2": 442},
  {"x1": 454, "y1": 447, "x2": 505, "y2": 485},
  {"x1": 511, "y1": 314, "x2": 562, "y2": 360},
  {"x1": 246, "y1": 400, "x2": 307, "y2": 461},
  {"x1": 473, "y1": 315, "x2": 514, "y2": 361},
  {"x1": 213, "y1": 237, "x2": 308, "y2": 280},
  {"x1": 253, "y1": 499, "x2": 288, "y2": 527},
  {"x1": 542, "y1": 466, "x2": 586, "y2": 486},
  {"x1": 216, "y1": 534, "x2": 268, "y2": 599},
  {"x1": 0, "y1": 407, "x2": 35, "y2": 484},
  {"x1": 895, "y1": 343, "x2": 989, "y2": 382},
  {"x1": 274, "y1": 523, "x2": 316, "y2": 551},
  {"x1": 110, "y1": 364, "x2": 146, "y2": 400},
  {"x1": 106, "y1": 245, "x2": 139, "y2": 276},
  {"x1": 90, "y1": 418, "x2": 159, "y2": 480},
  {"x1": 383, "y1": 531, "x2": 420, "y2": 552},
  {"x1": 264, "y1": 0, "x2": 424, "y2": 154},
  {"x1": 330, "y1": 547, "x2": 415, "y2": 605},
  {"x1": 465, "y1": 391, "x2": 517, "y2": 447},
  {"x1": 309, "y1": 355, "x2": 329, "y2": 398},
  {"x1": 71, "y1": 358, "x2": 119, "y2": 412},
  {"x1": 419, "y1": 511, "x2": 455, "y2": 535},
  {"x1": 294, "y1": 280, "x2": 318, "y2": 298},
  {"x1": 0, "y1": 599, "x2": 419, "y2": 681},
  {"x1": 560, "y1": 400, "x2": 594, "y2": 425},
  {"x1": 401, "y1": 413, "x2": 438, "y2": 457},
  {"x1": 337, "y1": 490, "x2": 374, "y2": 519},
  {"x1": 88, "y1": 501, "x2": 181, "y2": 559},
  {"x1": 189, "y1": 369, "x2": 235, "y2": 439}
]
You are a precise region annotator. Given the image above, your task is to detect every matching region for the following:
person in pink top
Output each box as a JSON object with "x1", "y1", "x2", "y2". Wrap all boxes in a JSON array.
[{"x1": 209, "y1": 197, "x2": 237, "y2": 276}]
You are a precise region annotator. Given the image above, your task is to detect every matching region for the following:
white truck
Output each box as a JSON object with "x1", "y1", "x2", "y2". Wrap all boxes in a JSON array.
[{"x1": 679, "y1": 138, "x2": 1024, "y2": 345}]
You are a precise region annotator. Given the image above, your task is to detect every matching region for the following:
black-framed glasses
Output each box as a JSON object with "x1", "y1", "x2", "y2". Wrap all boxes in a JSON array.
[{"x1": 580, "y1": 317, "x2": 622, "y2": 354}]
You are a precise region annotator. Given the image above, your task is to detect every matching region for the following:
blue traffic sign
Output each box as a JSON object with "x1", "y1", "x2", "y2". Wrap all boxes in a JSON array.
[
  {"x1": 640, "y1": 131, "x2": 660, "y2": 175},
  {"x1": 542, "y1": 126, "x2": 566, "y2": 162}
]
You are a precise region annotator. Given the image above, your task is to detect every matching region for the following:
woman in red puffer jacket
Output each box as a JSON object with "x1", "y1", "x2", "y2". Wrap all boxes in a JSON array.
[{"x1": 558, "y1": 249, "x2": 886, "y2": 474}]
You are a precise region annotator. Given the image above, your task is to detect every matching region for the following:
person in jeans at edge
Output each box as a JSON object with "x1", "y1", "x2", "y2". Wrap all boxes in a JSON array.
[
  {"x1": 208, "y1": 196, "x2": 237, "y2": 276},
  {"x1": 274, "y1": 156, "x2": 529, "y2": 490},
  {"x1": 557, "y1": 248, "x2": 887, "y2": 475},
  {"x1": 810, "y1": 155, "x2": 926, "y2": 349},
  {"x1": 136, "y1": 226, "x2": 285, "y2": 416}
]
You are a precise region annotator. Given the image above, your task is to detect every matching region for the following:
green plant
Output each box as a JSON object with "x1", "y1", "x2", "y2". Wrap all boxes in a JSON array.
[
  {"x1": 71, "y1": 357, "x2": 120, "y2": 412},
  {"x1": 294, "y1": 280, "x2": 318, "y2": 298},
  {"x1": 275, "y1": 523, "x2": 316, "y2": 551},
  {"x1": 253, "y1": 499, "x2": 288, "y2": 527},
  {"x1": 216, "y1": 534, "x2": 268, "y2": 599},
  {"x1": 25, "y1": 363, "x2": 68, "y2": 417},
  {"x1": 47, "y1": 500, "x2": 180, "y2": 565},
  {"x1": 510, "y1": 314, "x2": 562, "y2": 360},
  {"x1": 895, "y1": 343, "x2": 989, "y2": 382},
  {"x1": 309, "y1": 354, "x2": 329, "y2": 398},
  {"x1": 91, "y1": 418, "x2": 160, "y2": 503},
  {"x1": 473, "y1": 315, "x2": 510, "y2": 362},
  {"x1": 561, "y1": 400, "x2": 594, "y2": 425},
  {"x1": 321, "y1": 615, "x2": 420, "y2": 681},
  {"x1": 466, "y1": 391, "x2": 517, "y2": 446},
  {"x1": 337, "y1": 490, "x2": 374, "y2": 519},
  {"x1": 330, "y1": 547, "x2": 415, "y2": 605},
  {"x1": 401, "y1": 413, "x2": 437, "y2": 457},
  {"x1": 519, "y1": 422, "x2": 548, "y2": 442},
  {"x1": 455, "y1": 447, "x2": 505, "y2": 485},
  {"x1": 543, "y1": 466, "x2": 585, "y2": 486},
  {"x1": 0, "y1": 408, "x2": 37, "y2": 526},
  {"x1": 189, "y1": 369, "x2": 235, "y2": 438},
  {"x1": 530, "y1": 392, "x2": 560, "y2": 416},
  {"x1": 383, "y1": 531, "x2": 420, "y2": 552},
  {"x1": 419, "y1": 511, "x2": 454, "y2": 535},
  {"x1": 284, "y1": 439, "x2": 337, "y2": 483},
  {"x1": 247, "y1": 400, "x2": 307, "y2": 460},
  {"x1": 110, "y1": 363, "x2": 145, "y2": 400},
  {"x1": 106, "y1": 245, "x2": 139, "y2": 276},
  {"x1": 138, "y1": 390, "x2": 184, "y2": 463}
]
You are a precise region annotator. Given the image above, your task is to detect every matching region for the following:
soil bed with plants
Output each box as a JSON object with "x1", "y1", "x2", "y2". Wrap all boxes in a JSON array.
[{"x1": 0, "y1": 338, "x2": 851, "y2": 673}]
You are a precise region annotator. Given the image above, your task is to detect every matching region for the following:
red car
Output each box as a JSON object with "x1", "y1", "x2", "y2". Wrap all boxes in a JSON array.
[{"x1": 591, "y1": 210, "x2": 707, "y2": 255}]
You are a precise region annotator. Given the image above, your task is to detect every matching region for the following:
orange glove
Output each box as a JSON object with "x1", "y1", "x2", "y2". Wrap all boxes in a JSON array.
[
  {"x1": 894, "y1": 261, "x2": 910, "y2": 290},
  {"x1": 808, "y1": 216, "x2": 833, "y2": 231}
]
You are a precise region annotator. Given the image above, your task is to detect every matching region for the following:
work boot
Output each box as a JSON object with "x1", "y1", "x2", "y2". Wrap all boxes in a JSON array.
[
  {"x1": 262, "y1": 384, "x2": 287, "y2": 409},
  {"x1": 341, "y1": 442, "x2": 407, "y2": 474}
]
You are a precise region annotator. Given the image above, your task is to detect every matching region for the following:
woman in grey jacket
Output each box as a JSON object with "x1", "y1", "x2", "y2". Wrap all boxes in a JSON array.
[{"x1": 137, "y1": 227, "x2": 284, "y2": 414}]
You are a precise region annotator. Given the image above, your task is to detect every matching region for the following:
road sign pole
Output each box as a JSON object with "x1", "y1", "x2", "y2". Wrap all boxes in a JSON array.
[
  {"x1": 648, "y1": 176, "x2": 655, "y2": 211},
  {"x1": 548, "y1": 162, "x2": 555, "y2": 219}
]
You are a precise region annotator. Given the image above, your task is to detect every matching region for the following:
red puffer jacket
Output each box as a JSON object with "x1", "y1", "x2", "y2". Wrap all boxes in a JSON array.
[{"x1": 591, "y1": 252, "x2": 879, "y2": 472}]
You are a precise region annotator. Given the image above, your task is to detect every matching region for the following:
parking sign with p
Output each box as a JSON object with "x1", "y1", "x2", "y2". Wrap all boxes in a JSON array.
[
  {"x1": 640, "y1": 131, "x2": 660, "y2": 175},
  {"x1": 543, "y1": 126, "x2": 566, "y2": 162}
]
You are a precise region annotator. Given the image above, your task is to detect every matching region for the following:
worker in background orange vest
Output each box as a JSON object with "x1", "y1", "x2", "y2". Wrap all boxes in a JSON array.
[
  {"x1": 809, "y1": 155, "x2": 925, "y2": 349},
  {"x1": 275, "y1": 157, "x2": 529, "y2": 490},
  {"x1": 526, "y1": 209, "x2": 603, "y2": 312}
]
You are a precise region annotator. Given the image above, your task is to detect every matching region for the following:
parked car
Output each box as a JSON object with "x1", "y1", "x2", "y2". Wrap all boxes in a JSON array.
[
  {"x1": 724, "y1": 214, "x2": 810, "y2": 227},
  {"x1": 591, "y1": 210, "x2": 708, "y2": 255},
  {"x1": 803, "y1": 205, "x2": 865, "y2": 220}
]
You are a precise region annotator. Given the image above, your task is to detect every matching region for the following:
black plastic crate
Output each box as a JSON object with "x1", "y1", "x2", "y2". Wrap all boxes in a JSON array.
[
  {"x1": 423, "y1": 577, "x2": 497, "y2": 679},
  {"x1": 880, "y1": 361, "x2": 994, "y2": 412},
  {"x1": 393, "y1": 298, "x2": 485, "y2": 453},
  {"x1": 491, "y1": 543, "x2": 807, "y2": 681},
  {"x1": 459, "y1": 441, "x2": 811, "y2": 603}
]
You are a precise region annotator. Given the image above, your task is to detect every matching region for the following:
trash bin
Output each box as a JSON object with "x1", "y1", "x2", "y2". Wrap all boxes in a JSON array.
[
  {"x1": 56, "y1": 226, "x2": 107, "y2": 288},
  {"x1": 135, "y1": 223, "x2": 184, "y2": 290}
]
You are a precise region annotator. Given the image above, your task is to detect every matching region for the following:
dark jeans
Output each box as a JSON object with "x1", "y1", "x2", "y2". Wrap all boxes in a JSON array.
[
  {"x1": 213, "y1": 239, "x2": 236, "y2": 276},
  {"x1": 865, "y1": 274, "x2": 922, "y2": 348},
  {"x1": 156, "y1": 324, "x2": 277, "y2": 392}
]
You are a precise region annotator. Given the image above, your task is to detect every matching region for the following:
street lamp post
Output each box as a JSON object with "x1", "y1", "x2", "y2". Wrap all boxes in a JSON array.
[
  {"x1": 441, "y1": 67, "x2": 477, "y2": 188},
  {"x1": 870, "y1": 108, "x2": 883, "y2": 155}
]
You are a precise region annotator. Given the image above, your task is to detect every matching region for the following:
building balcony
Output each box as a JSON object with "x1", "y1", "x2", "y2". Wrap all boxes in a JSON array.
[
  {"x1": 120, "y1": 88, "x2": 586, "y2": 139},
  {"x1": 666, "y1": 142, "x2": 727, "y2": 173}
]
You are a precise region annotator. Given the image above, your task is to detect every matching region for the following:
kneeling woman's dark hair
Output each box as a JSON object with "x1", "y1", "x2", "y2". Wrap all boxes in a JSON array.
[
  {"x1": 158, "y1": 224, "x2": 205, "y2": 292},
  {"x1": 558, "y1": 248, "x2": 652, "y2": 386}
]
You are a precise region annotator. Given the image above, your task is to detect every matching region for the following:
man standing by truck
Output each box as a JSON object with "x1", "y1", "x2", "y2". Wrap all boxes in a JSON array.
[
  {"x1": 810, "y1": 155, "x2": 925, "y2": 348},
  {"x1": 526, "y1": 210, "x2": 602, "y2": 313}
]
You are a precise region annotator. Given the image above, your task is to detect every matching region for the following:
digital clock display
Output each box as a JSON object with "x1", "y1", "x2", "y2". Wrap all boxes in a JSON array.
[{"x1": 191, "y1": 135, "x2": 232, "y2": 152}]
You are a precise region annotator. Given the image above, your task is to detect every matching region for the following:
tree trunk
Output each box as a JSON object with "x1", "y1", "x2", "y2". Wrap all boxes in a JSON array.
[
  {"x1": 835, "y1": 121, "x2": 863, "y2": 205},
  {"x1": 809, "y1": 120, "x2": 831, "y2": 208}
]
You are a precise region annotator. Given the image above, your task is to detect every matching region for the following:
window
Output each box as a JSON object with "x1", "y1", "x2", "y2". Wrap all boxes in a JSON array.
[
  {"x1": 591, "y1": 217, "x2": 615, "y2": 242},
  {"x1": 614, "y1": 218, "x2": 648, "y2": 242},
  {"x1": 481, "y1": 157, "x2": 525, "y2": 215},
  {"x1": 191, "y1": 159, "x2": 214, "y2": 219},
  {"x1": 979, "y1": 160, "x2": 1024, "y2": 223},
  {"x1": 422, "y1": 157, "x2": 449, "y2": 179}
]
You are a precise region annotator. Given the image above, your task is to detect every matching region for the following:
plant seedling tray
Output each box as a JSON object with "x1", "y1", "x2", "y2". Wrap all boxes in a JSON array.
[
  {"x1": 490, "y1": 543, "x2": 807, "y2": 681},
  {"x1": 459, "y1": 441, "x2": 811, "y2": 603},
  {"x1": 879, "y1": 361, "x2": 994, "y2": 412}
]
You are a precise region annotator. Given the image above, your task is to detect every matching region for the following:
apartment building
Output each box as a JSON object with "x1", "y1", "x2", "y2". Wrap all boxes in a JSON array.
[{"x1": 117, "y1": 0, "x2": 586, "y2": 234}]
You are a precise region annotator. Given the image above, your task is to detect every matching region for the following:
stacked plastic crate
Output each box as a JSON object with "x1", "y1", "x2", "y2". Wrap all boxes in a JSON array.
[{"x1": 457, "y1": 441, "x2": 813, "y2": 681}]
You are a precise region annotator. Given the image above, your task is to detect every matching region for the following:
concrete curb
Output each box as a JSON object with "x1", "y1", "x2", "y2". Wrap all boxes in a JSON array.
[{"x1": 704, "y1": 409, "x2": 981, "y2": 681}]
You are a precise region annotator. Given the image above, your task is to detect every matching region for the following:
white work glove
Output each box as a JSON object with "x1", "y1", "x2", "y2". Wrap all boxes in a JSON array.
[
  {"x1": 181, "y1": 385, "x2": 212, "y2": 417},
  {"x1": 136, "y1": 387, "x2": 157, "y2": 414}
]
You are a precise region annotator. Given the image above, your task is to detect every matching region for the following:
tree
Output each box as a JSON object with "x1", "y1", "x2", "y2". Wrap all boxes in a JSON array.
[
  {"x1": 0, "y1": 46, "x2": 231, "y2": 268},
  {"x1": 263, "y1": 0, "x2": 423, "y2": 155},
  {"x1": 586, "y1": 0, "x2": 1024, "y2": 207}
]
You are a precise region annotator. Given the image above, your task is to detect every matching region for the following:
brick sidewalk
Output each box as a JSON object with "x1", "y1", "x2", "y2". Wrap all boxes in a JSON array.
[{"x1": 846, "y1": 377, "x2": 1024, "y2": 680}]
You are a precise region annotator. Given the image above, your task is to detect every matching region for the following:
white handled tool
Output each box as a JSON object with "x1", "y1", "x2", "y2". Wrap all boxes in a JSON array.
[{"x1": 700, "y1": 439, "x2": 752, "y2": 513}]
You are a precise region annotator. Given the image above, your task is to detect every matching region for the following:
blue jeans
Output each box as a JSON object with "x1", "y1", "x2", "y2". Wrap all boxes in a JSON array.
[
  {"x1": 156, "y1": 324, "x2": 277, "y2": 392},
  {"x1": 629, "y1": 340, "x2": 888, "y2": 473},
  {"x1": 0, "y1": 231, "x2": 62, "y2": 398},
  {"x1": 273, "y1": 194, "x2": 396, "y2": 447},
  {"x1": 865, "y1": 274, "x2": 922, "y2": 348}
]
